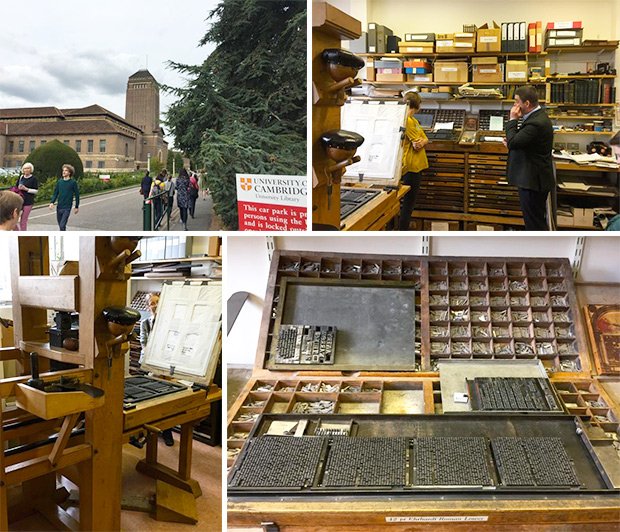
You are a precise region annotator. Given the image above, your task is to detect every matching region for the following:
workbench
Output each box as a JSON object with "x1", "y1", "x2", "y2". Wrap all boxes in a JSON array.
[{"x1": 227, "y1": 250, "x2": 620, "y2": 532}]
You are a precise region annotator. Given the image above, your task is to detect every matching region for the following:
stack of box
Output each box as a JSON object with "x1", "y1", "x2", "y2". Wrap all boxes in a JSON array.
[
  {"x1": 435, "y1": 33, "x2": 456, "y2": 53},
  {"x1": 405, "y1": 60, "x2": 432, "y2": 82},
  {"x1": 477, "y1": 23, "x2": 502, "y2": 52},
  {"x1": 375, "y1": 58, "x2": 405, "y2": 82},
  {"x1": 472, "y1": 57, "x2": 504, "y2": 83},
  {"x1": 399, "y1": 33, "x2": 435, "y2": 54},
  {"x1": 505, "y1": 60, "x2": 528, "y2": 82},
  {"x1": 527, "y1": 21, "x2": 543, "y2": 52},
  {"x1": 546, "y1": 22, "x2": 583, "y2": 48},
  {"x1": 434, "y1": 60, "x2": 469, "y2": 83},
  {"x1": 501, "y1": 22, "x2": 527, "y2": 52},
  {"x1": 454, "y1": 32, "x2": 476, "y2": 52}
]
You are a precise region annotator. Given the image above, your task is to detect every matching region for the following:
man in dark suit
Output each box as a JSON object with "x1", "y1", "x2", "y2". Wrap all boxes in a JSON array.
[{"x1": 504, "y1": 85, "x2": 554, "y2": 230}]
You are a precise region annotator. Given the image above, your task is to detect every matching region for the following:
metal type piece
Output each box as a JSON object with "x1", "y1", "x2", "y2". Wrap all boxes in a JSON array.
[
  {"x1": 492, "y1": 437, "x2": 580, "y2": 486},
  {"x1": 292, "y1": 401, "x2": 335, "y2": 414},
  {"x1": 123, "y1": 376, "x2": 186, "y2": 407},
  {"x1": 468, "y1": 377, "x2": 562, "y2": 412},
  {"x1": 451, "y1": 309, "x2": 469, "y2": 321},
  {"x1": 228, "y1": 436, "x2": 325, "y2": 488},
  {"x1": 492, "y1": 310, "x2": 509, "y2": 321},
  {"x1": 275, "y1": 325, "x2": 337, "y2": 365},
  {"x1": 27, "y1": 352, "x2": 45, "y2": 390},
  {"x1": 322, "y1": 438, "x2": 407, "y2": 487},
  {"x1": 412, "y1": 437, "x2": 492, "y2": 486}
]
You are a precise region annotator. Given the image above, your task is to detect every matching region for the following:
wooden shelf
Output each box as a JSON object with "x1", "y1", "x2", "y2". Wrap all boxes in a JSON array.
[
  {"x1": 20, "y1": 341, "x2": 85, "y2": 366},
  {"x1": 555, "y1": 162, "x2": 619, "y2": 173},
  {"x1": 546, "y1": 103, "x2": 617, "y2": 107},
  {"x1": 545, "y1": 46, "x2": 618, "y2": 53},
  {"x1": 359, "y1": 46, "x2": 617, "y2": 58},
  {"x1": 366, "y1": 81, "x2": 546, "y2": 86},
  {"x1": 549, "y1": 115, "x2": 615, "y2": 120},
  {"x1": 132, "y1": 256, "x2": 221, "y2": 266},
  {"x1": 553, "y1": 131, "x2": 615, "y2": 135},
  {"x1": 130, "y1": 276, "x2": 221, "y2": 281},
  {"x1": 547, "y1": 75, "x2": 617, "y2": 80}
]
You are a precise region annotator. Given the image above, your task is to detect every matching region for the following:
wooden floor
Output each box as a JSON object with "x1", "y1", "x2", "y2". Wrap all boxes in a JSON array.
[{"x1": 9, "y1": 432, "x2": 222, "y2": 531}]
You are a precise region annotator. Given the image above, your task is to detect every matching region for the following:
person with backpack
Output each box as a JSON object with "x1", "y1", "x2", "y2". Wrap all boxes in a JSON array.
[
  {"x1": 49, "y1": 164, "x2": 80, "y2": 231},
  {"x1": 149, "y1": 170, "x2": 167, "y2": 223},
  {"x1": 12, "y1": 162, "x2": 38, "y2": 231}
]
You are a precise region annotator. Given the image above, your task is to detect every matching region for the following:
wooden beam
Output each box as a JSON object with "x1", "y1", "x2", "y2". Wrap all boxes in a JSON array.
[
  {"x1": 17, "y1": 276, "x2": 79, "y2": 312},
  {"x1": 49, "y1": 414, "x2": 80, "y2": 467},
  {"x1": 135, "y1": 460, "x2": 202, "y2": 498},
  {"x1": 2, "y1": 418, "x2": 61, "y2": 442},
  {"x1": 4, "y1": 434, "x2": 86, "y2": 468},
  {"x1": 155, "y1": 481, "x2": 197, "y2": 524},
  {"x1": 19, "y1": 341, "x2": 85, "y2": 366},
  {"x1": 0, "y1": 368, "x2": 92, "y2": 398},
  {"x1": 0, "y1": 348, "x2": 22, "y2": 362},
  {"x1": 178, "y1": 424, "x2": 193, "y2": 481},
  {"x1": 0, "y1": 390, "x2": 7, "y2": 531},
  {"x1": 37, "y1": 499, "x2": 80, "y2": 532},
  {"x1": 5, "y1": 444, "x2": 91, "y2": 486},
  {"x1": 15, "y1": 383, "x2": 104, "y2": 421}
]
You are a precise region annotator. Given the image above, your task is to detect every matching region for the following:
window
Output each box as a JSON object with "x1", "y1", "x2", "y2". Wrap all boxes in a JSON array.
[
  {"x1": 8, "y1": 141, "x2": 14, "y2": 153},
  {"x1": 64, "y1": 140, "x2": 70, "y2": 146},
  {"x1": 29, "y1": 140, "x2": 35, "y2": 152},
  {"x1": 85, "y1": 161, "x2": 92, "y2": 169},
  {"x1": 40, "y1": 140, "x2": 46, "y2": 145},
  {"x1": 18, "y1": 141, "x2": 24, "y2": 153},
  {"x1": 99, "y1": 139, "x2": 106, "y2": 153},
  {"x1": 75, "y1": 140, "x2": 82, "y2": 153},
  {"x1": 125, "y1": 143, "x2": 129, "y2": 157},
  {"x1": 87, "y1": 140, "x2": 94, "y2": 153},
  {"x1": 98, "y1": 161, "x2": 105, "y2": 169}
]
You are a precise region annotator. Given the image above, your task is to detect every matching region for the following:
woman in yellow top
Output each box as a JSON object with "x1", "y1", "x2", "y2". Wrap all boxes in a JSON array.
[{"x1": 399, "y1": 92, "x2": 429, "y2": 230}]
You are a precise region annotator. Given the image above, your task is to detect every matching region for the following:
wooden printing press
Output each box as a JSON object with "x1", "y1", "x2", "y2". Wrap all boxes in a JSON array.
[
  {"x1": 0, "y1": 236, "x2": 221, "y2": 530},
  {"x1": 227, "y1": 250, "x2": 620, "y2": 531}
]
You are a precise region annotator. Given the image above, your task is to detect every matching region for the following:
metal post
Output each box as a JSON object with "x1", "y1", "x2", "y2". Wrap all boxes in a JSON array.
[
  {"x1": 143, "y1": 200, "x2": 152, "y2": 231},
  {"x1": 572, "y1": 236, "x2": 586, "y2": 279}
]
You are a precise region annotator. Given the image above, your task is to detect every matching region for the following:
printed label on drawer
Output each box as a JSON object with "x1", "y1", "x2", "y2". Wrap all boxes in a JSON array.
[
  {"x1": 409, "y1": 35, "x2": 430, "y2": 40},
  {"x1": 404, "y1": 47, "x2": 424, "y2": 52},
  {"x1": 436, "y1": 40, "x2": 453, "y2": 47},
  {"x1": 507, "y1": 71, "x2": 526, "y2": 79},
  {"x1": 455, "y1": 42, "x2": 474, "y2": 47},
  {"x1": 441, "y1": 67, "x2": 458, "y2": 72},
  {"x1": 480, "y1": 68, "x2": 498, "y2": 73},
  {"x1": 480, "y1": 36, "x2": 498, "y2": 43},
  {"x1": 386, "y1": 517, "x2": 489, "y2": 523}
]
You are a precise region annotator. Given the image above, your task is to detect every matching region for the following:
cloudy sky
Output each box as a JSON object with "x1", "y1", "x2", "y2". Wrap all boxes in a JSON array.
[{"x1": 0, "y1": 0, "x2": 220, "y2": 145}]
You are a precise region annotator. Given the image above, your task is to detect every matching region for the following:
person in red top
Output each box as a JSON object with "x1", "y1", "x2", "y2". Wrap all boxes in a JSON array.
[{"x1": 188, "y1": 172, "x2": 200, "y2": 218}]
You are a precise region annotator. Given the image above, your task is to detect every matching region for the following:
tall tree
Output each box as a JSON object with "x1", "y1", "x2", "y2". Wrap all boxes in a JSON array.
[{"x1": 165, "y1": 0, "x2": 306, "y2": 229}]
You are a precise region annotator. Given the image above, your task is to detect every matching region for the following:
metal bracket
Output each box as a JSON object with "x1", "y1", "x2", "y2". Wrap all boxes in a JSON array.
[
  {"x1": 421, "y1": 236, "x2": 431, "y2": 256},
  {"x1": 266, "y1": 236, "x2": 275, "y2": 261},
  {"x1": 572, "y1": 236, "x2": 585, "y2": 279}
]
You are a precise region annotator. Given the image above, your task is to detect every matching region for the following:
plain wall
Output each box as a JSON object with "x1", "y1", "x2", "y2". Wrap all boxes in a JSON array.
[{"x1": 226, "y1": 235, "x2": 620, "y2": 365}]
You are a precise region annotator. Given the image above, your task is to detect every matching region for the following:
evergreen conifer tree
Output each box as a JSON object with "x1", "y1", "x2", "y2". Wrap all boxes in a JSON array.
[{"x1": 165, "y1": 0, "x2": 306, "y2": 229}]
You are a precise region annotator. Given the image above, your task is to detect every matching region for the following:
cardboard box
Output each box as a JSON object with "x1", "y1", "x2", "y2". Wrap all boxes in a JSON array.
[
  {"x1": 407, "y1": 74, "x2": 433, "y2": 82},
  {"x1": 424, "y1": 220, "x2": 460, "y2": 231},
  {"x1": 471, "y1": 56, "x2": 498, "y2": 65},
  {"x1": 477, "y1": 22, "x2": 501, "y2": 52},
  {"x1": 398, "y1": 42, "x2": 434, "y2": 53},
  {"x1": 405, "y1": 33, "x2": 435, "y2": 42},
  {"x1": 375, "y1": 72, "x2": 407, "y2": 82},
  {"x1": 472, "y1": 63, "x2": 504, "y2": 83},
  {"x1": 366, "y1": 58, "x2": 375, "y2": 81},
  {"x1": 454, "y1": 32, "x2": 476, "y2": 50},
  {"x1": 505, "y1": 60, "x2": 528, "y2": 81},
  {"x1": 435, "y1": 34, "x2": 455, "y2": 53},
  {"x1": 433, "y1": 61, "x2": 468, "y2": 83},
  {"x1": 207, "y1": 236, "x2": 220, "y2": 257},
  {"x1": 375, "y1": 59, "x2": 403, "y2": 69},
  {"x1": 573, "y1": 208, "x2": 595, "y2": 227},
  {"x1": 557, "y1": 213, "x2": 574, "y2": 227}
]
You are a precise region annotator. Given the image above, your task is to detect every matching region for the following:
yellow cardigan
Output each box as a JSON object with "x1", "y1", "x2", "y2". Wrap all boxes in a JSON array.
[{"x1": 402, "y1": 115, "x2": 429, "y2": 174}]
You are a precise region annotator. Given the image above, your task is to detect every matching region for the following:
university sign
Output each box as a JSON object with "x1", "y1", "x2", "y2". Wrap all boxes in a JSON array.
[{"x1": 236, "y1": 174, "x2": 307, "y2": 231}]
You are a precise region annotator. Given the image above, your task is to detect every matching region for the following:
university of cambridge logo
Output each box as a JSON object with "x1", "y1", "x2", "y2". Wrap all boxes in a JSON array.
[{"x1": 240, "y1": 177, "x2": 253, "y2": 191}]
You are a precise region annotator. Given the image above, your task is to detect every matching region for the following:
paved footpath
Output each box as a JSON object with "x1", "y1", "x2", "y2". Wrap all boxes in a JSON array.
[{"x1": 25, "y1": 187, "x2": 219, "y2": 231}]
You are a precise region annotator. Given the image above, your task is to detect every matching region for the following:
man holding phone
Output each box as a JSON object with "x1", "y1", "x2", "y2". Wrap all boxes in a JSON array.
[{"x1": 503, "y1": 85, "x2": 554, "y2": 230}]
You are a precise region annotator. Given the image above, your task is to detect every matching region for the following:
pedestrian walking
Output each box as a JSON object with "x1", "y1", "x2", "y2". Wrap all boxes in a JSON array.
[
  {"x1": 149, "y1": 170, "x2": 167, "y2": 222},
  {"x1": 189, "y1": 172, "x2": 199, "y2": 218},
  {"x1": 13, "y1": 162, "x2": 38, "y2": 231},
  {"x1": 140, "y1": 170, "x2": 152, "y2": 198},
  {"x1": 198, "y1": 169, "x2": 208, "y2": 200},
  {"x1": 176, "y1": 168, "x2": 192, "y2": 230},
  {"x1": 49, "y1": 164, "x2": 80, "y2": 231}
]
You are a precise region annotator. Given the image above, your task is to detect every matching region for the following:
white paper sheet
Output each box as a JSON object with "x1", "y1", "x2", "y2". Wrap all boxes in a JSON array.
[{"x1": 489, "y1": 116, "x2": 504, "y2": 131}]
